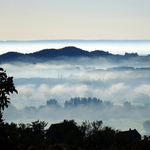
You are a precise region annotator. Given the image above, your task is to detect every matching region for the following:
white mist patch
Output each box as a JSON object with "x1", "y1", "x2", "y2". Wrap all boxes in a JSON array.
[
  {"x1": 134, "y1": 84, "x2": 150, "y2": 96},
  {"x1": 9, "y1": 77, "x2": 150, "y2": 109}
]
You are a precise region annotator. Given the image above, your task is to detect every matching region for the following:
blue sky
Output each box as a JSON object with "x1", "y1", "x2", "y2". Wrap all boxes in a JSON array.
[{"x1": 1, "y1": 0, "x2": 150, "y2": 40}]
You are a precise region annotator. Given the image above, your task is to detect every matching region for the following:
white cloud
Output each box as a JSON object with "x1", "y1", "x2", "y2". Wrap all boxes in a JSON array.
[{"x1": 134, "y1": 84, "x2": 150, "y2": 96}]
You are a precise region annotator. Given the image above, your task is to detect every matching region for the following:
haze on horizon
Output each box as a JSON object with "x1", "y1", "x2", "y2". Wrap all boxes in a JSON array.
[{"x1": 1, "y1": 0, "x2": 150, "y2": 41}]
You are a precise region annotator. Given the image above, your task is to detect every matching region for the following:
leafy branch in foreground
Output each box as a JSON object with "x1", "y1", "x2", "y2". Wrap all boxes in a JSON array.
[{"x1": 0, "y1": 67, "x2": 18, "y2": 111}]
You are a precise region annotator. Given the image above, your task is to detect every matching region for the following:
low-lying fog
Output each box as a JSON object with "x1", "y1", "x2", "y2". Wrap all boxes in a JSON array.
[{"x1": 2, "y1": 57, "x2": 150, "y2": 135}]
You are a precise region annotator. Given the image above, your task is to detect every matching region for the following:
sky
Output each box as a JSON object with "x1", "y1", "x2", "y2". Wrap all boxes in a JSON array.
[{"x1": 1, "y1": 0, "x2": 150, "y2": 40}]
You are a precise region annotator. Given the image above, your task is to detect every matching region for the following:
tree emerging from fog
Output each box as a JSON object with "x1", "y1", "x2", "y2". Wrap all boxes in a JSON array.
[{"x1": 64, "y1": 97, "x2": 113, "y2": 108}]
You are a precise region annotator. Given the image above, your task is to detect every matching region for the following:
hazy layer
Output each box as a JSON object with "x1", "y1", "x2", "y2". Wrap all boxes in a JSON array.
[{"x1": 1, "y1": 57, "x2": 150, "y2": 135}]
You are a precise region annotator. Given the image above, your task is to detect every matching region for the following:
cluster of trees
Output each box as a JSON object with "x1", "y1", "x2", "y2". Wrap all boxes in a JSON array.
[
  {"x1": 64, "y1": 97, "x2": 113, "y2": 108},
  {"x1": 0, "y1": 119, "x2": 48, "y2": 150},
  {"x1": 45, "y1": 97, "x2": 113, "y2": 108},
  {"x1": 46, "y1": 99, "x2": 60, "y2": 107},
  {"x1": 32, "y1": 98, "x2": 114, "y2": 112},
  {"x1": 44, "y1": 98, "x2": 149, "y2": 110}
]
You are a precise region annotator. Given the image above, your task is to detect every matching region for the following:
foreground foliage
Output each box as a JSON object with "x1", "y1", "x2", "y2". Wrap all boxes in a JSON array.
[
  {"x1": 0, "y1": 67, "x2": 18, "y2": 111},
  {"x1": 0, "y1": 119, "x2": 150, "y2": 150}
]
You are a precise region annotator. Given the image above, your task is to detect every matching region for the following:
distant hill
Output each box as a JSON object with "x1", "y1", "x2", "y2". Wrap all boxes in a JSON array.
[
  {"x1": 27, "y1": 46, "x2": 114, "y2": 58},
  {"x1": 29, "y1": 47, "x2": 91, "y2": 58},
  {"x1": 0, "y1": 46, "x2": 142, "y2": 63},
  {"x1": 0, "y1": 52, "x2": 25, "y2": 62},
  {"x1": 0, "y1": 46, "x2": 115, "y2": 63}
]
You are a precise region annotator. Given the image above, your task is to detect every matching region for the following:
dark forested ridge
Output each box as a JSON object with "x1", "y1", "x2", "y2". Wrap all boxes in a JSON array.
[{"x1": 0, "y1": 46, "x2": 141, "y2": 63}]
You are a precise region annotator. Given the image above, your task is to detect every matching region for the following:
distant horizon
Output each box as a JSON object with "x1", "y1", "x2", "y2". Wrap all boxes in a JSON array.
[{"x1": 1, "y1": 39, "x2": 150, "y2": 42}]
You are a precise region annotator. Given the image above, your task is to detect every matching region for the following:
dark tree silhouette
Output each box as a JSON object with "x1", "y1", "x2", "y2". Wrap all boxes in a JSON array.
[
  {"x1": 29, "y1": 119, "x2": 48, "y2": 135},
  {"x1": 46, "y1": 99, "x2": 61, "y2": 108},
  {"x1": 80, "y1": 120, "x2": 103, "y2": 138},
  {"x1": 0, "y1": 67, "x2": 17, "y2": 124},
  {"x1": 0, "y1": 67, "x2": 18, "y2": 111},
  {"x1": 64, "y1": 97, "x2": 112, "y2": 109}
]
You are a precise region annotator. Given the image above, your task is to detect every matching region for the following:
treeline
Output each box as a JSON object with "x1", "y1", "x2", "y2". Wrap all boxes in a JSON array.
[
  {"x1": 0, "y1": 118, "x2": 150, "y2": 150},
  {"x1": 37, "y1": 97, "x2": 149, "y2": 110},
  {"x1": 42, "y1": 97, "x2": 113, "y2": 109},
  {"x1": 33, "y1": 97, "x2": 114, "y2": 111},
  {"x1": 21, "y1": 97, "x2": 150, "y2": 118},
  {"x1": 64, "y1": 97, "x2": 113, "y2": 108}
]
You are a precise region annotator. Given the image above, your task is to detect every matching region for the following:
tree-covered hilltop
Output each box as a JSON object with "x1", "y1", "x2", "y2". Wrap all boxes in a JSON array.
[
  {"x1": 0, "y1": 46, "x2": 143, "y2": 63},
  {"x1": 0, "y1": 46, "x2": 113, "y2": 63}
]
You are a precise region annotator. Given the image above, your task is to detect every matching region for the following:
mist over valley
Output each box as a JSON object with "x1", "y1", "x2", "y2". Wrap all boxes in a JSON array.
[{"x1": 1, "y1": 45, "x2": 150, "y2": 135}]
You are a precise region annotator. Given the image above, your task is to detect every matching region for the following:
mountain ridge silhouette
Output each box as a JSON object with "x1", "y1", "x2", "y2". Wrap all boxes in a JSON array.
[{"x1": 0, "y1": 46, "x2": 139, "y2": 63}]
